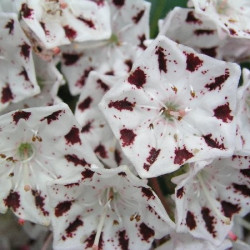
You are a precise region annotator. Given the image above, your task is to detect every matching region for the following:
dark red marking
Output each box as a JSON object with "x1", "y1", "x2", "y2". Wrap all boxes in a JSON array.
[
  {"x1": 65, "y1": 154, "x2": 89, "y2": 167},
  {"x1": 139, "y1": 223, "x2": 155, "y2": 242},
  {"x1": 174, "y1": 147, "x2": 193, "y2": 165},
  {"x1": 118, "y1": 230, "x2": 129, "y2": 250},
  {"x1": 19, "y1": 42, "x2": 31, "y2": 60},
  {"x1": 132, "y1": 9, "x2": 145, "y2": 24},
  {"x1": 76, "y1": 67, "x2": 94, "y2": 88},
  {"x1": 141, "y1": 187, "x2": 155, "y2": 200},
  {"x1": 186, "y1": 211, "x2": 196, "y2": 230},
  {"x1": 155, "y1": 46, "x2": 167, "y2": 73},
  {"x1": 176, "y1": 187, "x2": 185, "y2": 199},
  {"x1": 232, "y1": 183, "x2": 250, "y2": 197},
  {"x1": 221, "y1": 201, "x2": 240, "y2": 219},
  {"x1": 120, "y1": 129, "x2": 136, "y2": 147},
  {"x1": 65, "y1": 217, "x2": 83, "y2": 238},
  {"x1": 89, "y1": 0, "x2": 104, "y2": 6},
  {"x1": 77, "y1": 17, "x2": 95, "y2": 29},
  {"x1": 138, "y1": 34, "x2": 147, "y2": 50},
  {"x1": 94, "y1": 144, "x2": 108, "y2": 158},
  {"x1": 114, "y1": 149, "x2": 122, "y2": 165},
  {"x1": 31, "y1": 190, "x2": 49, "y2": 216},
  {"x1": 186, "y1": 11, "x2": 202, "y2": 24},
  {"x1": 184, "y1": 52, "x2": 203, "y2": 72},
  {"x1": 108, "y1": 98, "x2": 135, "y2": 111},
  {"x1": 118, "y1": 171, "x2": 126, "y2": 177},
  {"x1": 40, "y1": 22, "x2": 49, "y2": 35},
  {"x1": 200, "y1": 47, "x2": 217, "y2": 58},
  {"x1": 143, "y1": 148, "x2": 160, "y2": 171},
  {"x1": 81, "y1": 121, "x2": 93, "y2": 133},
  {"x1": 20, "y1": 3, "x2": 33, "y2": 18},
  {"x1": 124, "y1": 59, "x2": 133, "y2": 72},
  {"x1": 55, "y1": 200, "x2": 73, "y2": 217},
  {"x1": 229, "y1": 28, "x2": 237, "y2": 36},
  {"x1": 4, "y1": 191, "x2": 20, "y2": 211},
  {"x1": 84, "y1": 232, "x2": 103, "y2": 249},
  {"x1": 240, "y1": 169, "x2": 250, "y2": 178},
  {"x1": 12, "y1": 110, "x2": 31, "y2": 124},
  {"x1": 62, "y1": 53, "x2": 81, "y2": 66},
  {"x1": 40, "y1": 110, "x2": 63, "y2": 124},
  {"x1": 205, "y1": 69, "x2": 230, "y2": 91},
  {"x1": 128, "y1": 67, "x2": 146, "y2": 89},
  {"x1": 63, "y1": 25, "x2": 77, "y2": 40},
  {"x1": 81, "y1": 168, "x2": 94, "y2": 180},
  {"x1": 19, "y1": 68, "x2": 30, "y2": 81},
  {"x1": 1, "y1": 84, "x2": 14, "y2": 104},
  {"x1": 201, "y1": 207, "x2": 216, "y2": 237},
  {"x1": 97, "y1": 79, "x2": 109, "y2": 92},
  {"x1": 203, "y1": 134, "x2": 225, "y2": 149},
  {"x1": 78, "y1": 96, "x2": 92, "y2": 112},
  {"x1": 5, "y1": 19, "x2": 14, "y2": 34},
  {"x1": 213, "y1": 102, "x2": 233, "y2": 123},
  {"x1": 194, "y1": 29, "x2": 215, "y2": 36},
  {"x1": 112, "y1": 0, "x2": 125, "y2": 7},
  {"x1": 65, "y1": 127, "x2": 82, "y2": 145}
]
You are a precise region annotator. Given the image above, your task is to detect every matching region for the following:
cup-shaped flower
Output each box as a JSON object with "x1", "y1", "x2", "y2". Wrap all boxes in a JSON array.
[
  {"x1": 99, "y1": 35, "x2": 241, "y2": 178},
  {"x1": 48, "y1": 165, "x2": 174, "y2": 250}
]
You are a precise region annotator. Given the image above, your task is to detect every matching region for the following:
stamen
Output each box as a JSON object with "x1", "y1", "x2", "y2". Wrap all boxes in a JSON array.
[{"x1": 197, "y1": 173, "x2": 230, "y2": 225}]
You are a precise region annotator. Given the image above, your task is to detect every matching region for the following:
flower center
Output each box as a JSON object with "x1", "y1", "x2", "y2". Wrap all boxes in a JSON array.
[
  {"x1": 42, "y1": 0, "x2": 67, "y2": 19},
  {"x1": 17, "y1": 142, "x2": 35, "y2": 163},
  {"x1": 215, "y1": 0, "x2": 229, "y2": 14},
  {"x1": 160, "y1": 102, "x2": 186, "y2": 121},
  {"x1": 109, "y1": 34, "x2": 120, "y2": 46}
]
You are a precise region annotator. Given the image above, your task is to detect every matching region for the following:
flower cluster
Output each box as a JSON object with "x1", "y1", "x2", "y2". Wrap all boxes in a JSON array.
[{"x1": 0, "y1": 0, "x2": 249, "y2": 249}]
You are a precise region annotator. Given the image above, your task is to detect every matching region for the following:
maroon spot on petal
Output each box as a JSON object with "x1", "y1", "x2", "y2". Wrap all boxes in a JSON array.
[
  {"x1": 31, "y1": 190, "x2": 49, "y2": 216},
  {"x1": 55, "y1": 200, "x2": 73, "y2": 217},
  {"x1": 89, "y1": 0, "x2": 104, "y2": 6},
  {"x1": 76, "y1": 67, "x2": 94, "y2": 88},
  {"x1": 186, "y1": 211, "x2": 196, "y2": 230},
  {"x1": 40, "y1": 110, "x2": 63, "y2": 124},
  {"x1": 19, "y1": 42, "x2": 31, "y2": 60},
  {"x1": 112, "y1": 0, "x2": 125, "y2": 7},
  {"x1": 62, "y1": 53, "x2": 82, "y2": 66},
  {"x1": 18, "y1": 68, "x2": 30, "y2": 81},
  {"x1": 184, "y1": 52, "x2": 203, "y2": 72},
  {"x1": 202, "y1": 134, "x2": 225, "y2": 149},
  {"x1": 105, "y1": 70, "x2": 114, "y2": 75},
  {"x1": 20, "y1": 3, "x2": 33, "y2": 18},
  {"x1": 65, "y1": 217, "x2": 83, "y2": 238},
  {"x1": 213, "y1": 102, "x2": 233, "y2": 123},
  {"x1": 63, "y1": 25, "x2": 77, "y2": 40},
  {"x1": 94, "y1": 144, "x2": 108, "y2": 158},
  {"x1": 194, "y1": 29, "x2": 215, "y2": 36},
  {"x1": 201, "y1": 207, "x2": 216, "y2": 237},
  {"x1": 1, "y1": 84, "x2": 14, "y2": 104},
  {"x1": 240, "y1": 169, "x2": 250, "y2": 178},
  {"x1": 143, "y1": 148, "x2": 161, "y2": 171},
  {"x1": 65, "y1": 154, "x2": 89, "y2": 167},
  {"x1": 5, "y1": 19, "x2": 14, "y2": 34},
  {"x1": 128, "y1": 67, "x2": 146, "y2": 89},
  {"x1": 97, "y1": 79, "x2": 110, "y2": 92},
  {"x1": 229, "y1": 28, "x2": 237, "y2": 36},
  {"x1": 177, "y1": 187, "x2": 185, "y2": 199},
  {"x1": 4, "y1": 191, "x2": 20, "y2": 212},
  {"x1": 132, "y1": 9, "x2": 145, "y2": 24},
  {"x1": 186, "y1": 11, "x2": 202, "y2": 24},
  {"x1": 40, "y1": 22, "x2": 49, "y2": 36},
  {"x1": 174, "y1": 146, "x2": 194, "y2": 165},
  {"x1": 118, "y1": 171, "x2": 126, "y2": 177},
  {"x1": 232, "y1": 183, "x2": 250, "y2": 197},
  {"x1": 81, "y1": 120, "x2": 93, "y2": 133},
  {"x1": 200, "y1": 47, "x2": 217, "y2": 58},
  {"x1": 118, "y1": 230, "x2": 129, "y2": 250},
  {"x1": 205, "y1": 69, "x2": 230, "y2": 91},
  {"x1": 120, "y1": 129, "x2": 136, "y2": 147},
  {"x1": 77, "y1": 17, "x2": 95, "y2": 29},
  {"x1": 155, "y1": 46, "x2": 167, "y2": 73},
  {"x1": 141, "y1": 187, "x2": 155, "y2": 200},
  {"x1": 124, "y1": 59, "x2": 133, "y2": 72},
  {"x1": 108, "y1": 98, "x2": 135, "y2": 111},
  {"x1": 64, "y1": 182, "x2": 79, "y2": 188},
  {"x1": 139, "y1": 223, "x2": 155, "y2": 242},
  {"x1": 85, "y1": 231, "x2": 103, "y2": 249},
  {"x1": 78, "y1": 96, "x2": 92, "y2": 112},
  {"x1": 12, "y1": 110, "x2": 31, "y2": 124},
  {"x1": 65, "y1": 127, "x2": 82, "y2": 145},
  {"x1": 221, "y1": 200, "x2": 240, "y2": 219},
  {"x1": 114, "y1": 149, "x2": 122, "y2": 165},
  {"x1": 81, "y1": 168, "x2": 94, "y2": 180},
  {"x1": 138, "y1": 34, "x2": 147, "y2": 50}
]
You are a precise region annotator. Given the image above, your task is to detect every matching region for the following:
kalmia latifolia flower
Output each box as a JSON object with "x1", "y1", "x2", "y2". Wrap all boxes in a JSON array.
[
  {"x1": 99, "y1": 35, "x2": 241, "y2": 178},
  {"x1": 0, "y1": 103, "x2": 101, "y2": 225},
  {"x1": 0, "y1": 13, "x2": 40, "y2": 111},
  {"x1": 48, "y1": 165, "x2": 174, "y2": 250},
  {"x1": 172, "y1": 155, "x2": 250, "y2": 245}
]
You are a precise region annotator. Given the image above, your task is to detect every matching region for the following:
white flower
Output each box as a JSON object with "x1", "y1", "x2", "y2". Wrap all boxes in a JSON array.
[{"x1": 99, "y1": 35, "x2": 241, "y2": 178}]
